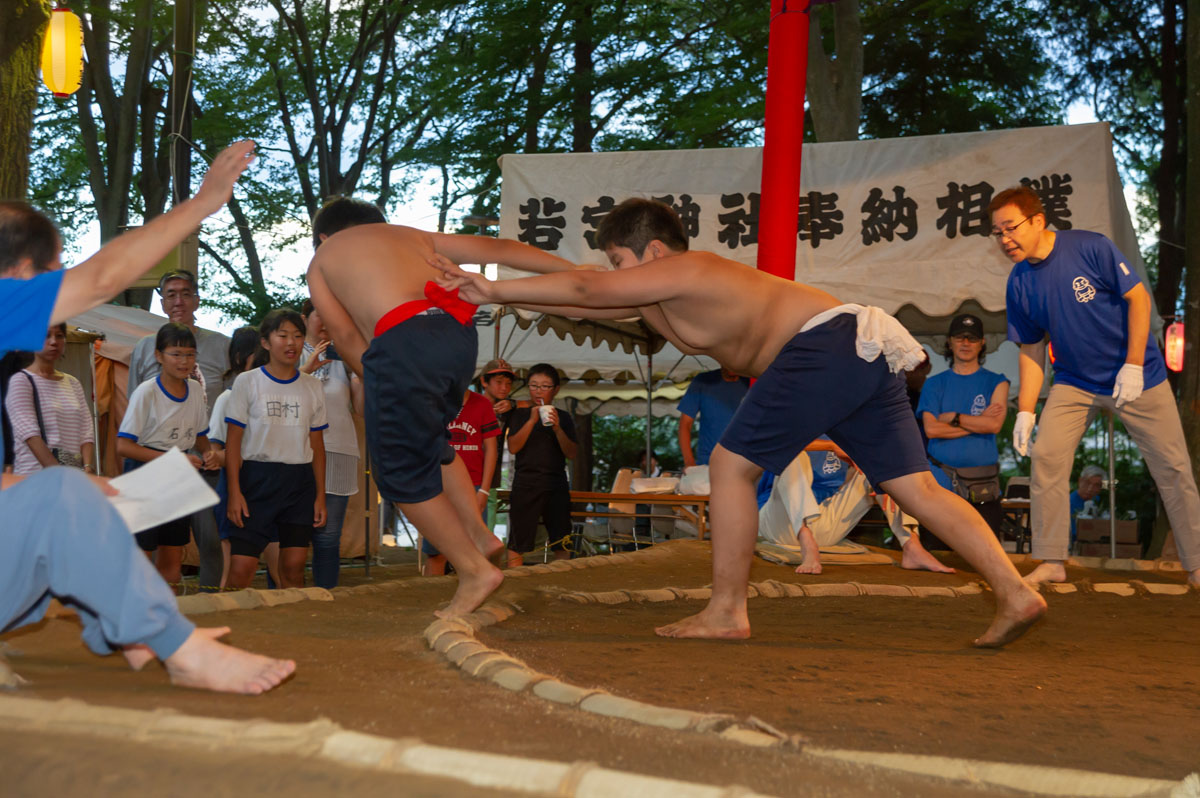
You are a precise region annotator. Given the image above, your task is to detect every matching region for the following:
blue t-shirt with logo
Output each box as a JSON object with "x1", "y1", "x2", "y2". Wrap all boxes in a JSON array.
[
  {"x1": 678, "y1": 369, "x2": 749, "y2": 465},
  {"x1": 807, "y1": 442, "x2": 847, "y2": 504},
  {"x1": 1005, "y1": 230, "x2": 1166, "y2": 394},
  {"x1": 1, "y1": 271, "x2": 65, "y2": 466},
  {"x1": 917, "y1": 367, "x2": 1008, "y2": 492}
]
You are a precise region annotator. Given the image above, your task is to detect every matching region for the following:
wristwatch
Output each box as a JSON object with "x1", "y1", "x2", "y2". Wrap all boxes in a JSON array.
[{"x1": 951, "y1": 413, "x2": 961, "y2": 427}]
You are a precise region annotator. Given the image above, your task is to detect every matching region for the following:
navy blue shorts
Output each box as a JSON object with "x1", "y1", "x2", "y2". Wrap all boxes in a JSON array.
[
  {"x1": 719, "y1": 313, "x2": 930, "y2": 486},
  {"x1": 363, "y1": 310, "x2": 477, "y2": 504},
  {"x1": 124, "y1": 455, "x2": 192, "y2": 550},
  {"x1": 229, "y1": 460, "x2": 316, "y2": 554}
]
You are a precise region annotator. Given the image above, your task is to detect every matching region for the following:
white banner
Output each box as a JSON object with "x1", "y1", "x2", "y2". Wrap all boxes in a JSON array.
[{"x1": 498, "y1": 122, "x2": 1150, "y2": 320}]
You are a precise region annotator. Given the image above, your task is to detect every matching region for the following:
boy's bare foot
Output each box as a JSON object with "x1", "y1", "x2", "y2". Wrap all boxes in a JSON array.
[
  {"x1": 164, "y1": 628, "x2": 295, "y2": 694},
  {"x1": 123, "y1": 626, "x2": 231, "y2": 671},
  {"x1": 900, "y1": 541, "x2": 955, "y2": 573},
  {"x1": 1023, "y1": 560, "x2": 1067, "y2": 586},
  {"x1": 434, "y1": 566, "x2": 504, "y2": 620},
  {"x1": 794, "y1": 525, "x2": 822, "y2": 575},
  {"x1": 655, "y1": 606, "x2": 751, "y2": 639},
  {"x1": 972, "y1": 586, "x2": 1047, "y2": 649}
]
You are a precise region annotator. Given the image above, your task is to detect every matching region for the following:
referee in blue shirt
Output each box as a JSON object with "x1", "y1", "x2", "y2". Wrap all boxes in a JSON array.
[{"x1": 991, "y1": 185, "x2": 1199, "y2": 587}]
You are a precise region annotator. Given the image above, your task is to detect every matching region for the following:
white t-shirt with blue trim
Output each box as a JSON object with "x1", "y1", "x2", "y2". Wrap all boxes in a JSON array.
[
  {"x1": 1005, "y1": 230, "x2": 1167, "y2": 394},
  {"x1": 119, "y1": 376, "x2": 209, "y2": 452},
  {"x1": 208, "y1": 388, "x2": 232, "y2": 446},
  {"x1": 224, "y1": 367, "x2": 327, "y2": 464}
]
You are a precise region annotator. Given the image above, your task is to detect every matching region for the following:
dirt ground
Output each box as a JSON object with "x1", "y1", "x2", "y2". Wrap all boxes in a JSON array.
[{"x1": 3, "y1": 541, "x2": 1196, "y2": 797}]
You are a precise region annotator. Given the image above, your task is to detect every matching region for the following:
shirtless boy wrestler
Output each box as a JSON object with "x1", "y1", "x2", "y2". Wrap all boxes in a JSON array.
[
  {"x1": 431, "y1": 198, "x2": 1047, "y2": 648},
  {"x1": 305, "y1": 199, "x2": 575, "y2": 618}
]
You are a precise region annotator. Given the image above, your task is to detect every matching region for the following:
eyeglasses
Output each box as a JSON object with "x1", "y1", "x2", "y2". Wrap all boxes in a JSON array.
[
  {"x1": 527, "y1": 382, "x2": 556, "y2": 392},
  {"x1": 990, "y1": 216, "x2": 1033, "y2": 240},
  {"x1": 162, "y1": 290, "x2": 196, "y2": 302}
]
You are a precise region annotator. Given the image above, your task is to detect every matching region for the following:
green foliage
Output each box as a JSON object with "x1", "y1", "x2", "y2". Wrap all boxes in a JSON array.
[{"x1": 591, "y1": 414, "x2": 682, "y2": 492}]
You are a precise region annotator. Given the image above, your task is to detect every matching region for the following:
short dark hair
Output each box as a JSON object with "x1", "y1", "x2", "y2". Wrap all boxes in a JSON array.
[
  {"x1": 259, "y1": 308, "x2": 306, "y2": 340},
  {"x1": 301, "y1": 298, "x2": 314, "y2": 317},
  {"x1": 155, "y1": 322, "x2": 197, "y2": 352},
  {"x1": 224, "y1": 326, "x2": 262, "y2": 381},
  {"x1": 311, "y1": 197, "x2": 386, "y2": 249},
  {"x1": 0, "y1": 201, "x2": 60, "y2": 276},
  {"x1": 596, "y1": 198, "x2": 688, "y2": 258},
  {"x1": 527, "y1": 362, "x2": 561, "y2": 387},
  {"x1": 988, "y1": 186, "x2": 1045, "y2": 219},
  {"x1": 48, "y1": 322, "x2": 67, "y2": 336}
]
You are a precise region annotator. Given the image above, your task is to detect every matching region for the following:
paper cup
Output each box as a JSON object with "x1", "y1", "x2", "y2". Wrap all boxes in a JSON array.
[{"x1": 538, "y1": 405, "x2": 554, "y2": 426}]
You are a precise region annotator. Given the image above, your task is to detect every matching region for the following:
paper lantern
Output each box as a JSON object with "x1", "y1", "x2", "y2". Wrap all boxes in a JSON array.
[
  {"x1": 1165, "y1": 321, "x2": 1184, "y2": 372},
  {"x1": 41, "y1": 8, "x2": 84, "y2": 99}
]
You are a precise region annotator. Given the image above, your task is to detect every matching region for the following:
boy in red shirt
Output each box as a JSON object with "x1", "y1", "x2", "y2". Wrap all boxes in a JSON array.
[{"x1": 423, "y1": 390, "x2": 501, "y2": 575}]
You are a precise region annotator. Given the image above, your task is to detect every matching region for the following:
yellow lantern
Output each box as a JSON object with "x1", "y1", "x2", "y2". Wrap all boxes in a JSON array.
[{"x1": 41, "y1": 7, "x2": 84, "y2": 99}]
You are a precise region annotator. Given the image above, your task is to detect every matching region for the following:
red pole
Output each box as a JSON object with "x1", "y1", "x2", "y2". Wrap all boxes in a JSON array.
[{"x1": 757, "y1": 0, "x2": 811, "y2": 280}]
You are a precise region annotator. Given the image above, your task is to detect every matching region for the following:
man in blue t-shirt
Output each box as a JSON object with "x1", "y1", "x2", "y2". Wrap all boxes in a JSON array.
[
  {"x1": 677, "y1": 368, "x2": 749, "y2": 467},
  {"x1": 0, "y1": 141, "x2": 297, "y2": 693},
  {"x1": 918, "y1": 313, "x2": 1009, "y2": 533},
  {"x1": 991, "y1": 185, "x2": 1200, "y2": 587}
]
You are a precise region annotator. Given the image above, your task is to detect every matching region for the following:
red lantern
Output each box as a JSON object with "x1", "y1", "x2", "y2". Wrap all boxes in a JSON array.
[{"x1": 1165, "y1": 321, "x2": 1185, "y2": 372}]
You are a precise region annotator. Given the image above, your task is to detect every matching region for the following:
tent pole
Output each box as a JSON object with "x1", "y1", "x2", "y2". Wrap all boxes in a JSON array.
[
  {"x1": 758, "y1": 0, "x2": 811, "y2": 279},
  {"x1": 1108, "y1": 412, "x2": 1117, "y2": 559},
  {"x1": 364, "y1": 449, "x2": 371, "y2": 578},
  {"x1": 494, "y1": 306, "x2": 502, "y2": 359}
]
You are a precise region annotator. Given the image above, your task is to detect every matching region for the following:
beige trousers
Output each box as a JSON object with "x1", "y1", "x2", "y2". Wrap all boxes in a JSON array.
[
  {"x1": 758, "y1": 453, "x2": 917, "y2": 548},
  {"x1": 1031, "y1": 381, "x2": 1200, "y2": 571}
]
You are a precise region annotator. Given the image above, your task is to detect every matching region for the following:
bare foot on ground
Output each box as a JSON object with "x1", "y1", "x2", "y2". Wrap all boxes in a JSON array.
[
  {"x1": 900, "y1": 541, "x2": 955, "y2": 574},
  {"x1": 972, "y1": 586, "x2": 1047, "y2": 649},
  {"x1": 655, "y1": 606, "x2": 751, "y2": 639},
  {"x1": 434, "y1": 566, "x2": 504, "y2": 620},
  {"x1": 793, "y1": 525, "x2": 822, "y2": 575},
  {"x1": 123, "y1": 626, "x2": 232, "y2": 671},
  {"x1": 1023, "y1": 561, "x2": 1067, "y2": 586},
  {"x1": 164, "y1": 628, "x2": 296, "y2": 695}
]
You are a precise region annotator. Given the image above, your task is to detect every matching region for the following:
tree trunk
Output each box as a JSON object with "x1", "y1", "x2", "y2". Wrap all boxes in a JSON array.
[
  {"x1": 570, "y1": 0, "x2": 594, "y2": 153},
  {"x1": 1155, "y1": 0, "x2": 1185, "y2": 320},
  {"x1": 0, "y1": 0, "x2": 49, "y2": 200},
  {"x1": 805, "y1": 0, "x2": 863, "y2": 142},
  {"x1": 1179, "y1": 0, "x2": 1200, "y2": 489}
]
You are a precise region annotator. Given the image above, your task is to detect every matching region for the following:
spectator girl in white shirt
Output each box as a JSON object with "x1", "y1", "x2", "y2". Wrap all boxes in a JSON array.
[{"x1": 224, "y1": 309, "x2": 327, "y2": 590}]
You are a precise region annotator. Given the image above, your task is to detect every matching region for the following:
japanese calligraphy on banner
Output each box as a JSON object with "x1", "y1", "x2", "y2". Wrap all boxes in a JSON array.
[{"x1": 497, "y1": 122, "x2": 1149, "y2": 319}]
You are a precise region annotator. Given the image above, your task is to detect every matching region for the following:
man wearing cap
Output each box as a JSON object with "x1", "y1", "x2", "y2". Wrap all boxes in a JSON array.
[
  {"x1": 990, "y1": 185, "x2": 1200, "y2": 586},
  {"x1": 918, "y1": 313, "x2": 1009, "y2": 536},
  {"x1": 127, "y1": 269, "x2": 230, "y2": 592}
]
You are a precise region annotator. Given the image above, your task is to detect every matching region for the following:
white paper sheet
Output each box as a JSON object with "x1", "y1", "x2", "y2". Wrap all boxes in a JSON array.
[{"x1": 107, "y1": 448, "x2": 218, "y2": 535}]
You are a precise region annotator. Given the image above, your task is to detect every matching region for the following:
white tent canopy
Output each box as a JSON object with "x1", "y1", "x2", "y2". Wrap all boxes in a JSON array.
[{"x1": 497, "y1": 122, "x2": 1158, "y2": 343}]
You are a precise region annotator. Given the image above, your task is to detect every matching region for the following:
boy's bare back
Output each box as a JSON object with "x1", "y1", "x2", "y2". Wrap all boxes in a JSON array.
[{"x1": 308, "y1": 224, "x2": 442, "y2": 342}]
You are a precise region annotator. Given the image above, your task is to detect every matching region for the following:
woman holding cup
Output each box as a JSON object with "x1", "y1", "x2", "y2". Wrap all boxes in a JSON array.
[{"x1": 505, "y1": 363, "x2": 577, "y2": 560}]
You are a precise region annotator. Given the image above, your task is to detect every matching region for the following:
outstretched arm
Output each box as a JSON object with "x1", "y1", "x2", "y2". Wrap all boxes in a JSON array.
[
  {"x1": 430, "y1": 252, "x2": 684, "y2": 309},
  {"x1": 51, "y1": 141, "x2": 256, "y2": 324},
  {"x1": 431, "y1": 234, "x2": 576, "y2": 274}
]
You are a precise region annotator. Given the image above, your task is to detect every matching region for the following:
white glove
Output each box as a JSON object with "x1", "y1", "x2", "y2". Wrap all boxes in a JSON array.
[
  {"x1": 1112, "y1": 363, "x2": 1144, "y2": 408},
  {"x1": 1013, "y1": 411, "x2": 1036, "y2": 457}
]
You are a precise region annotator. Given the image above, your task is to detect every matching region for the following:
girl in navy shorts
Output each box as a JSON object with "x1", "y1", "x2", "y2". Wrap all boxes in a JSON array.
[
  {"x1": 224, "y1": 309, "x2": 328, "y2": 589},
  {"x1": 117, "y1": 322, "x2": 213, "y2": 591}
]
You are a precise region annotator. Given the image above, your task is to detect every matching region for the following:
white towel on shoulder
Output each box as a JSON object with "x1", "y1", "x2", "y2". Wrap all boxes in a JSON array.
[{"x1": 800, "y1": 303, "x2": 925, "y2": 374}]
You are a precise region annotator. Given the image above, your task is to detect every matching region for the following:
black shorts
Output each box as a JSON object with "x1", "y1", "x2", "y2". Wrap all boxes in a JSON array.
[
  {"x1": 229, "y1": 460, "x2": 316, "y2": 555},
  {"x1": 134, "y1": 517, "x2": 191, "y2": 551},
  {"x1": 362, "y1": 310, "x2": 477, "y2": 504},
  {"x1": 507, "y1": 480, "x2": 572, "y2": 553},
  {"x1": 719, "y1": 313, "x2": 930, "y2": 485}
]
